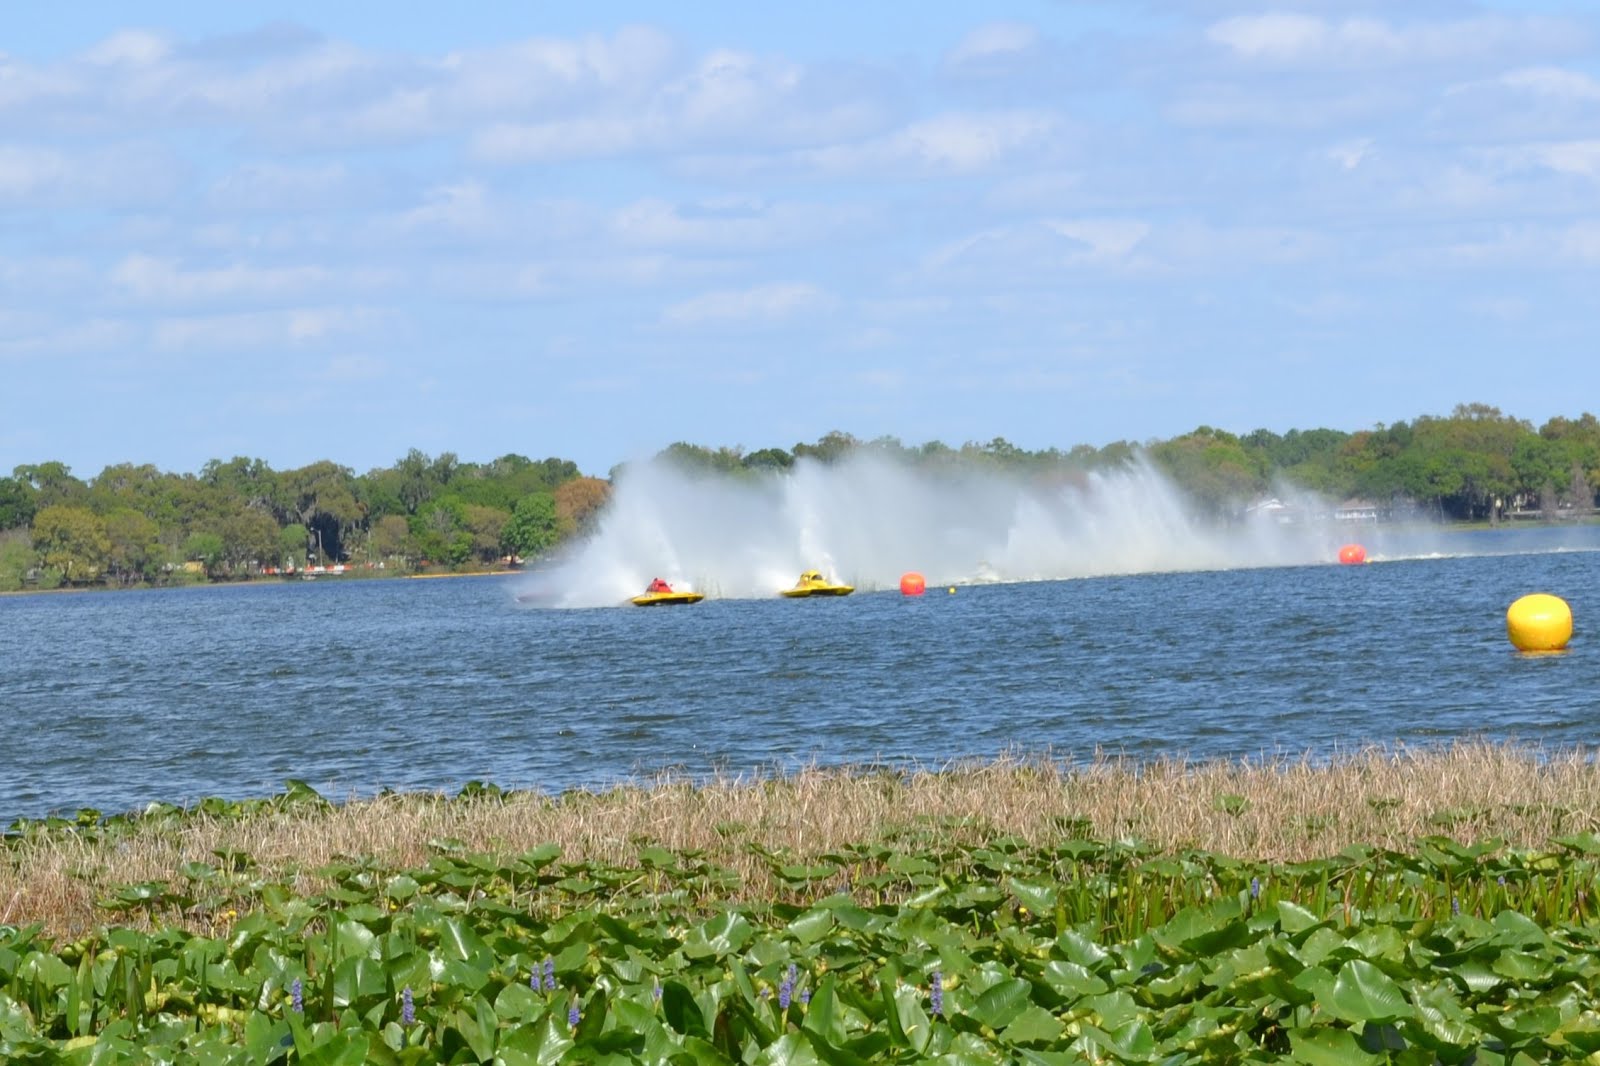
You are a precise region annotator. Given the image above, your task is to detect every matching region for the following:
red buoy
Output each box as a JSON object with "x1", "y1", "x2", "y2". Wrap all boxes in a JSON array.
[
  {"x1": 899, "y1": 571, "x2": 926, "y2": 596},
  {"x1": 1338, "y1": 544, "x2": 1366, "y2": 565}
]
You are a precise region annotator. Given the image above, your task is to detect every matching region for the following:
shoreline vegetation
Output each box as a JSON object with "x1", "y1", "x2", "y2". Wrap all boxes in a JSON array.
[
  {"x1": 11, "y1": 742, "x2": 1600, "y2": 1059},
  {"x1": 5, "y1": 404, "x2": 1600, "y2": 597},
  {"x1": 6, "y1": 741, "x2": 1596, "y2": 940}
]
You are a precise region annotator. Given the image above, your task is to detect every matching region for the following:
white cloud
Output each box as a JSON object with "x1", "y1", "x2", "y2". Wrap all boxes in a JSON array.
[
  {"x1": 1560, "y1": 220, "x2": 1600, "y2": 262},
  {"x1": 473, "y1": 115, "x2": 640, "y2": 161},
  {"x1": 81, "y1": 30, "x2": 171, "y2": 68},
  {"x1": 208, "y1": 161, "x2": 351, "y2": 211},
  {"x1": 610, "y1": 197, "x2": 871, "y2": 250},
  {"x1": 799, "y1": 110, "x2": 1057, "y2": 175},
  {"x1": 441, "y1": 25, "x2": 675, "y2": 112},
  {"x1": 0, "y1": 144, "x2": 69, "y2": 197},
  {"x1": 947, "y1": 22, "x2": 1041, "y2": 66},
  {"x1": 1510, "y1": 140, "x2": 1600, "y2": 180},
  {"x1": 662, "y1": 282, "x2": 833, "y2": 326},
  {"x1": 853, "y1": 367, "x2": 906, "y2": 388},
  {"x1": 1207, "y1": 13, "x2": 1576, "y2": 68},
  {"x1": 1327, "y1": 138, "x2": 1374, "y2": 171},
  {"x1": 926, "y1": 218, "x2": 1150, "y2": 279},
  {"x1": 112, "y1": 255, "x2": 348, "y2": 305},
  {"x1": 0, "y1": 142, "x2": 179, "y2": 206},
  {"x1": 0, "y1": 314, "x2": 132, "y2": 359},
  {"x1": 152, "y1": 306, "x2": 384, "y2": 350},
  {"x1": 1168, "y1": 84, "x2": 1393, "y2": 129},
  {"x1": 1046, "y1": 219, "x2": 1151, "y2": 262},
  {"x1": 1495, "y1": 66, "x2": 1600, "y2": 101},
  {"x1": 471, "y1": 42, "x2": 893, "y2": 162},
  {"x1": 1443, "y1": 221, "x2": 1600, "y2": 267},
  {"x1": 321, "y1": 354, "x2": 387, "y2": 381}
]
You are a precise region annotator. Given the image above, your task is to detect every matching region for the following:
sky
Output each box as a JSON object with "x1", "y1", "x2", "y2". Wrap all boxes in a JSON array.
[{"x1": 4, "y1": 1, "x2": 1599, "y2": 480}]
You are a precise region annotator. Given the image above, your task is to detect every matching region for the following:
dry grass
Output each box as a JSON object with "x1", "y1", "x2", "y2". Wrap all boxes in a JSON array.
[{"x1": 6, "y1": 741, "x2": 1600, "y2": 938}]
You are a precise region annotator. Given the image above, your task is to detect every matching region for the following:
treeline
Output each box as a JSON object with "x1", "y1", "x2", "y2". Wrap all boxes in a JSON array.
[
  {"x1": 3, "y1": 404, "x2": 1596, "y2": 591},
  {"x1": 652, "y1": 403, "x2": 1600, "y2": 522},
  {"x1": 0, "y1": 451, "x2": 610, "y2": 592}
]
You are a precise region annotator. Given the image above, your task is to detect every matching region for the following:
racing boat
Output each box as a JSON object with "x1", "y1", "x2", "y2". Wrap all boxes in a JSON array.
[
  {"x1": 780, "y1": 570, "x2": 855, "y2": 598},
  {"x1": 631, "y1": 579, "x2": 704, "y2": 606}
]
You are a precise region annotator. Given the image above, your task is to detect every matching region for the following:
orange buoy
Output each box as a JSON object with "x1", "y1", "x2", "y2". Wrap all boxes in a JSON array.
[
  {"x1": 1338, "y1": 544, "x2": 1366, "y2": 565},
  {"x1": 1507, "y1": 593, "x2": 1572, "y2": 652},
  {"x1": 899, "y1": 571, "x2": 926, "y2": 596}
]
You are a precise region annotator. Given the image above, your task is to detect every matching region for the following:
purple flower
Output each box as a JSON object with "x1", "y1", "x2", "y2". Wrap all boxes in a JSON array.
[
  {"x1": 800, "y1": 988, "x2": 812, "y2": 1006},
  {"x1": 1451, "y1": 896, "x2": 1460, "y2": 916},
  {"x1": 1498, "y1": 875, "x2": 1507, "y2": 886},
  {"x1": 401, "y1": 986, "x2": 414, "y2": 1025},
  {"x1": 568, "y1": 1001, "x2": 581, "y2": 1028},
  {"x1": 290, "y1": 978, "x2": 303, "y2": 1014},
  {"x1": 1249, "y1": 877, "x2": 1261, "y2": 900},
  {"x1": 543, "y1": 957, "x2": 556, "y2": 992},
  {"x1": 652, "y1": 982, "x2": 662, "y2": 1001},
  {"x1": 779, "y1": 963, "x2": 797, "y2": 1010},
  {"x1": 930, "y1": 970, "x2": 943, "y2": 1018}
]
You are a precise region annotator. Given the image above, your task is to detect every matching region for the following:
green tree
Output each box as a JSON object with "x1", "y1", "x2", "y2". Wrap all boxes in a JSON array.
[
  {"x1": 1149, "y1": 427, "x2": 1268, "y2": 517},
  {"x1": 219, "y1": 510, "x2": 280, "y2": 574},
  {"x1": 462, "y1": 504, "x2": 510, "y2": 563},
  {"x1": 276, "y1": 461, "x2": 361, "y2": 562},
  {"x1": 13, "y1": 461, "x2": 88, "y2": 507},
  {"x1": 0, "y1": 532, "x2": 35, "y2": 591},
  {"x1": 792, "y1": 431, "x2": 859, "y2": 464},
  {"x1": 502, "y1": 492, "x2": 560, "y2": 559},
  {"x1": 0, "y1": 476, "x2": 37, "y2": 531},
  {"x1": 201, "y1": 456, "x2": 278, "y2": 512},
  {"x1": 103, "y1": 508, "x2": 162, "y2": 587},
  {"x1": 369, "y1": 515, "x2": 412, "y2": 564},
  {"x1": 32, "y1": 504, "x2": 109, "y2": 585},
  {"x1": 554, "y1": 477, "x2": 611, "y2": 536},
  {"x1": 659, "y1": 442, "x2": 745, "y2": 473},
  {"x1": 183, "y1": 531, "x2": 225, "y2": 578},
  {"x1": 279, "y1": 524, "x2": 309, "y2": 570},
  {"x1": 410, "y1": 498, "x2": 471, "y2": 565}
]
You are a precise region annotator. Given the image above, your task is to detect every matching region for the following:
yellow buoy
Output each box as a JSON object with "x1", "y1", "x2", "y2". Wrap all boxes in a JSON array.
[
  {"x1": 1506, "y1": 593, "x2": 1572, "y2": 652},
  {"x1": 948, "y1": 586, "x2": 956, "y2": 594}
]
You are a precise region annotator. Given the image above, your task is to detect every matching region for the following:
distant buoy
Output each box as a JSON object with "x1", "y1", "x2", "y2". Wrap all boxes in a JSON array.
[
  {"x1": 900, "y1": 572, "x2": 926, "y2": 596},
  {"x1": 1507, "y1": 593, "x2": 1572, "y2": 652},
  {"x1": 948, "y1": 586, "x2": 956, "y2": 595},
  {"x1": 1338, "y1": 544, "x2": 1366, "y2": 565}
]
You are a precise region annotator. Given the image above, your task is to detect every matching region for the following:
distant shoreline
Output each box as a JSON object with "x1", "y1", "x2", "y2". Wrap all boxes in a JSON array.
[{"x1": 1, "y1": 565, "x2": 525, "y2": 597}]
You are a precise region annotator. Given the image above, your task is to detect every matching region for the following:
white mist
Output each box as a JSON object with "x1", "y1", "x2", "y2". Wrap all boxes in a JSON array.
[{"x1": 518, "y1": 452, "x2": 1350, "y2": 608}]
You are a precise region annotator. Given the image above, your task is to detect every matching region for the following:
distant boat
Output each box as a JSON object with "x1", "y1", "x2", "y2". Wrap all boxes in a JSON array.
[
  {"x1": 630, "y1": 579, "x2": 704, "y2": 606},
  {"x1": 780, "y1": 570, "x2": 854, "y2": 598}
]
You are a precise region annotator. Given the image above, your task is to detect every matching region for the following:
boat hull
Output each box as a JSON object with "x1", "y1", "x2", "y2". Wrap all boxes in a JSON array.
[
  {"x1": 630, "y1": 591, "x2": 705, "y2": 606},
  {"x1": 780, "y1": 584, "x2": 854, "y2": 597}
]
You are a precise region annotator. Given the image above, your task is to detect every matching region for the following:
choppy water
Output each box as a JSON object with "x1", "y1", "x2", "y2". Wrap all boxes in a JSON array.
[{"x1": 2, "y1": 525, "x2": 1598, "y2": 820}]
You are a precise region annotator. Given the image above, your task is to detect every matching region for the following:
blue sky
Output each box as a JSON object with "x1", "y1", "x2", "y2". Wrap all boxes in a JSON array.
[{"x1": 5, "y1": 2, "x2": 1598, "y2": 479}]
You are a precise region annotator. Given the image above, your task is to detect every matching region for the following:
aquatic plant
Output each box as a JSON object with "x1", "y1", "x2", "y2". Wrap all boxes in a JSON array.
[
  {"x1": 13, "y1": 762, "x2": 1600, "y2": 1060},
  {"x1": 7, "y1": 828, "x2": 1600, "y2": 1060}
]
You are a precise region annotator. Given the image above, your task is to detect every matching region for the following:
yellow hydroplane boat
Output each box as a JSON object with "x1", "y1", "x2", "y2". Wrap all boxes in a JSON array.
[
  {"x1": 780, "y1": 570, "x2": 854, "y2": 598},
  {"x1": 630, "y1": 579, "x2": 704, "y2": 606}
]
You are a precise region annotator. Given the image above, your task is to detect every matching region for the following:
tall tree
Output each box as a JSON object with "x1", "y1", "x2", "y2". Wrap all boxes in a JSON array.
[
  {"x1": 553, "y1": 477, "x2": 611, "y2": 535},
  {"x1": 103, "y1": 509, "x2": 162, "y2": 587},
  {"x1": 0, "y1": 476, "x2": 37, "y2": 531},
  {"x1": 502, "y1": 492, "x2": 560, "y2": 559},
  {"x1": 0, "y1": 531, "x2": 34, "y2": 592},
  {"x1": 276, "y1": 461, "x2": 361, "y2": 562},
  {"x1": 32, "y1": 505, "x2": 109, "y2": 585},
  {"x1": 13, "y1": 462, "x2": 87, "y2": 508}
]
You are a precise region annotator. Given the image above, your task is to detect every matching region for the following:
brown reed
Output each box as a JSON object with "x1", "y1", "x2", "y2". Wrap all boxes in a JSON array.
[{"x1": 4, "y1": 740, "x2": 1598, "y2": 938}]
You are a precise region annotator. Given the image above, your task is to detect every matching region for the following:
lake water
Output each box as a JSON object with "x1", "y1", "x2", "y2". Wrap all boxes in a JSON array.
[{"x1": 3, "y1": 525, "x2": 1598, "y2": 821}]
